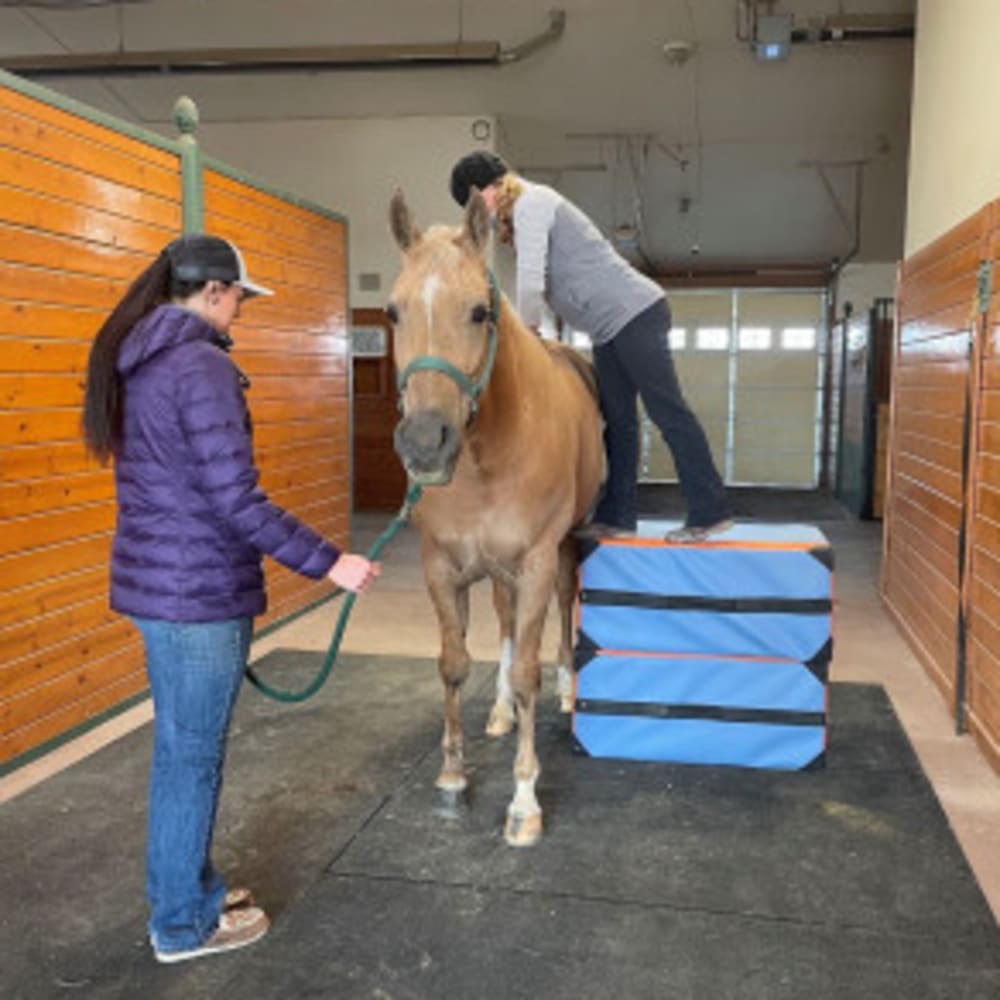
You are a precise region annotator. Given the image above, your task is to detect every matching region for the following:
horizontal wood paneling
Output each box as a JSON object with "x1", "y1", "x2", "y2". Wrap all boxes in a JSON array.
[
  {"x1": 204, "y1": 168, "x2": 350, "y2": 635},
  {"x1": 0, "y1": 81, "x2": 181, "y2": 765},
  {"x1": 882, "y1": 204, "x2": 984, "y2": 715},
  {"x1": 965, "y1": 198, "x2": 1000, "y2": 774},
  {"x1": 1, "y1": 83, "x2": 350, "y2": 768},
  {"x1": 884, "y1": 197, "x2": 1000, "y2": 778}
]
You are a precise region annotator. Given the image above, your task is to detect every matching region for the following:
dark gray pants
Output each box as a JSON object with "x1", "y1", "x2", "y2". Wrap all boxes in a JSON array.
[{"x1": 593, "y1": 298, "x2": 730, "y2": 530}]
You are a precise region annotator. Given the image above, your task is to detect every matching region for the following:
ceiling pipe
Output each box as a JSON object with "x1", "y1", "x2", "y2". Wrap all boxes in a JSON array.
[{"x1": 1, "y1": 8, "x2": 566, "y2": 78}]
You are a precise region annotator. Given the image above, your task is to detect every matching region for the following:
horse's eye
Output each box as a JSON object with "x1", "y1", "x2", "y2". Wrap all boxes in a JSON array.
[
  {"x1": 385, "y1": 303, "x2": 399, "y2": 324},
  {"x1": 470, "y1": 303, "x2": 488, "y2": 324}
]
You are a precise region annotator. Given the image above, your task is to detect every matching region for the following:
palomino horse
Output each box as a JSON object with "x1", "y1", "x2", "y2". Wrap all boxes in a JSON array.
[{"x1": 388, "y1": 189, "x2": 604, "y2": 846}]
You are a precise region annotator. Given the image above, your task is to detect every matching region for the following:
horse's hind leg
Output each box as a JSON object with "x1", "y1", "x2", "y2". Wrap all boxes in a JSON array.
[
  {"x1": 423, "y1": 543, "x2": 471, "y2": 799},
  {"x1": 505, "y1": 542, "x2": 558, "y2": 847},
  {"x1": 486, "y1": 576, "x2": 517, "y2": 737},
  {"x1": 555, "y1": 535, "x2": 578, "y2": 713}
]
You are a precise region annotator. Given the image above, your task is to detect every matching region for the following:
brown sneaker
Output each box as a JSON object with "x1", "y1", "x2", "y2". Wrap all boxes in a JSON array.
[
  {"x1": 224, "y1": 886, "x2": 254, "y2": 910},
  {"x1": 154, "y1": 906, "x2": 269, "y2": 964},
  {"x1": 663, "y1": 518, "x2": 734, "y2": 543},
  {"x1": 574, "y1": 521, "x2": 634, "y2": 540}
]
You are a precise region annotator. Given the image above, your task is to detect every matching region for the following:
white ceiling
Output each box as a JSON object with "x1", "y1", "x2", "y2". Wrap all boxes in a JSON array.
[{"x1": 0, "y1": 0, "x2": 916, "y2": 274}]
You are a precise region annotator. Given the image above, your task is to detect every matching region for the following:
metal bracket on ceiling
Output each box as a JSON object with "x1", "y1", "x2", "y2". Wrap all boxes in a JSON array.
[{"x1": 800, "y1": 158, "x2": 868, "y2": 268}]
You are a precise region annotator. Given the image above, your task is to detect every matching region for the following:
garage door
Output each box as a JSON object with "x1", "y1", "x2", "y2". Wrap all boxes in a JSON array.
[{"x1": 640, "y1": 288, "x2": 826, "y2": 488}]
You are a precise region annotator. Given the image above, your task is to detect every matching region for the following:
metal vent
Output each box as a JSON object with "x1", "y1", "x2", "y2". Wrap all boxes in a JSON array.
[{"x1": 358, "y1": 272, "x2": 381, "y2": 292}]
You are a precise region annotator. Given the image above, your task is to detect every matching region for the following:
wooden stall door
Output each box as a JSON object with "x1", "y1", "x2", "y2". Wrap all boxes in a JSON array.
[
  {"x1": 351, "y1": 308, "x2": 405, "y2": 511},
  {"x1": 881, "y1": 210, "x2": 985, "y2": 713}
]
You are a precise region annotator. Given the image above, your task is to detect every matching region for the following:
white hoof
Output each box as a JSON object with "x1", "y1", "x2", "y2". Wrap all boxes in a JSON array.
[{"x1": 504, "y1": 808, "x2": 543, "y2": 847}]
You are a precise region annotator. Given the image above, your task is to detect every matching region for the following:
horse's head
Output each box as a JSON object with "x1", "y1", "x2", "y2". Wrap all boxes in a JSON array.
[{"x1": 387, "y1": 188, "x2": 498, "y2": 486}]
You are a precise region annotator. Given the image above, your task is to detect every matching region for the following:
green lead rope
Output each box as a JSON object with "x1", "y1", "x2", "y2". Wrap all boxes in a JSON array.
[{"x1": 245, "y1": 481, "x2": 424, "y2": 703}]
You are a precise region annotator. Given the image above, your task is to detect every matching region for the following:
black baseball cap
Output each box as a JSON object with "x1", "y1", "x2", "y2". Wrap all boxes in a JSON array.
[
  {"x1": 166, "y1": 233, "x2": 273, "y2": 298},
  {"x1": 449, "y1": 151, "x2": 510, "y2": 206}
]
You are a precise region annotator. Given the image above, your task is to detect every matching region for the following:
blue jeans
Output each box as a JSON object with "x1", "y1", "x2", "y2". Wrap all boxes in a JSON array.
[
  {"x1": 132, "y1": 616, "x2": 252, "y2": 953},
  {"x1": 593, "y1": 299, "x2": 730, "y2": 531}
]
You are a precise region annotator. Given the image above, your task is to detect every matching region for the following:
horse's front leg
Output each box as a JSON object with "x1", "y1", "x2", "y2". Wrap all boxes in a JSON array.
[
  {"x1": 422, "y1": 543, "x2": 471, "y2": 800},
  {"x1": 505, "y1": 540, "x2": 558, "y2": 847},
  {"x1": 486, "y1": 576, "x2": 517, "y2": 737}
]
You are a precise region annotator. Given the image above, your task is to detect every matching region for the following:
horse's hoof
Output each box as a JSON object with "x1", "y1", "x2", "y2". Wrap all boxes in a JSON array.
[
  {"x1": 435, "y1": 772, "x2": 467, "y2": 793},
  {"x1": 559, "y1": 694, "x2": 574, "y2": 714},
  {"x1": 485, "y1": 704, "x2": 514, "y2": 737},
  {"x1": 504, "y1": 809, "x2": 543, "y2": 847},
  {"x1": 435, "y1": 784, "x2": 470, "y2": 820}
]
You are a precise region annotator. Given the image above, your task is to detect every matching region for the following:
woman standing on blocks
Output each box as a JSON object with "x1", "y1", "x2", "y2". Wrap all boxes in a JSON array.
[{"x1": 449, "y1": 151, "x2": 732, "y2": 542}]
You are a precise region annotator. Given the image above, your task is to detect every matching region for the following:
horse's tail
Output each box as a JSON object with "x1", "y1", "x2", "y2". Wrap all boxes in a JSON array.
[{"x1": 542, "y1": 340, "x2": 600, "y2": 404}]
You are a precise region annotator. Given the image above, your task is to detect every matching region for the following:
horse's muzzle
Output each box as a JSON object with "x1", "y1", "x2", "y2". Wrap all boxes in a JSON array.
[{"x1": 394, "y1": 409, "x2": 461, "y2": 486}]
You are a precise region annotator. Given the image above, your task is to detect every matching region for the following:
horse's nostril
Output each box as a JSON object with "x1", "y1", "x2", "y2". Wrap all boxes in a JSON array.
[{"x1": 395, "y1": 409, "x2": 459, "y2": 471}]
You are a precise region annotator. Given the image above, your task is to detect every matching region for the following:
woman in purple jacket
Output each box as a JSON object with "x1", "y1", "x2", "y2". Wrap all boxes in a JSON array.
[{"x1": 83, "y1": 233, "x2": 379, "y2": 964}]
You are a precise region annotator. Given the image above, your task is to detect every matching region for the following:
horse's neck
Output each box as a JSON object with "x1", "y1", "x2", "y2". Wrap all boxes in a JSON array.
[{"x1": 481, "y1": 300, "x2": 546, "y2": 413}]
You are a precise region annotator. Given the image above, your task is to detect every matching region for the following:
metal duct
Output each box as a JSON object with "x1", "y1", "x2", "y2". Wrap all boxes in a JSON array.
[
  {"x1": 0, "y1": 1, "x2": 151, "y2": 7},
  {"x1": 1, "y1": 8, "x2": 566, "y2": 78}
]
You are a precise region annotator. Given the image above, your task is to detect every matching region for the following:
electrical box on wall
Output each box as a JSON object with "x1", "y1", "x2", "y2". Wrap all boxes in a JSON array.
[{"x1": 755, "y1": 13, "x2": 793, "y2": 61}]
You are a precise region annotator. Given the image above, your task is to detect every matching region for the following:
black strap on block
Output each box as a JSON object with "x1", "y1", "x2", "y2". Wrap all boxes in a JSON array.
[
  {"x1": 579, "y1": 589, "x2": 832, "y2": 615},
  {"x1": 574, "y1": 698, "x2": 826, "y2": 728}
]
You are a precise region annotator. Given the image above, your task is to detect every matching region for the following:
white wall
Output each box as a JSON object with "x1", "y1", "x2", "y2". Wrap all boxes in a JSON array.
[
  {"x1": 905, "y1": 0, "x2": 1000, "y2": 255},
  {"x1": 195, "y1": 115, "x2": 497, "y2": 308},
  {"x1": 834, "y1": 262, "x2": 899, "y2": 322}
]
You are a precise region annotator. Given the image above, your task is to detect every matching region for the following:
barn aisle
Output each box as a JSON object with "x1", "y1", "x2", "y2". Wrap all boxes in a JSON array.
[{"x1": 2, "y1": 492, "x2": 999, "y2": 998}]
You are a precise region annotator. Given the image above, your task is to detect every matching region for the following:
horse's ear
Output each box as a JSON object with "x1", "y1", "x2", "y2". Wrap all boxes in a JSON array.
[
  {"x1": 389, "y1": 188, "x2": 420, "y2": 251},
  {"x1": 463, "y1": 188, "x2": 491, "y2": 254}
]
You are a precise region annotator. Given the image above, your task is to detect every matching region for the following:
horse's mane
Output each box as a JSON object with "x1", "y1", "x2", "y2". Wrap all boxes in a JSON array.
[{"x1": 492, "y1": 287, "x2": 599, "y2": 404}]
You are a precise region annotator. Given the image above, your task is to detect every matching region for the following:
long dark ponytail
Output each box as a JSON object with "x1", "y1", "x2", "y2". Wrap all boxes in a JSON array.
[{"x1": 82, "y1": 250, "x2": 174, "y2": 463}]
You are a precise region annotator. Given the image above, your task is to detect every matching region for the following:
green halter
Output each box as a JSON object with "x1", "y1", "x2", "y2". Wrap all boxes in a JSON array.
[{"x1": 395, "y1": 269, "x2": 500, "y2": 421}]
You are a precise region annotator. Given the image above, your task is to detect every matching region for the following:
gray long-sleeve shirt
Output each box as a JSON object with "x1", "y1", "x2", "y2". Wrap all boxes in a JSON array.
[{"x1": 512, "y1": 180, "x2": 663, "y2": 345}]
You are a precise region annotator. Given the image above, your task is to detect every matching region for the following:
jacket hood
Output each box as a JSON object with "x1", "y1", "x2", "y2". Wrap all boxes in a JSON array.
[{"x1": 117, "y1": 304, "x2": 226, "y2": 376}]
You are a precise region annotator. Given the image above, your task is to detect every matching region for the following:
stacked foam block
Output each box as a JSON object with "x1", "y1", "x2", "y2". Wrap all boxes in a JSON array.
[{"x1": 573, "y1": 522, "x2": 834, "y2": 770}]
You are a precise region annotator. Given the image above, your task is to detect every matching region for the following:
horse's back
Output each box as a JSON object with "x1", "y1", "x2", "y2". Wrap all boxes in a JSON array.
[{"x1": 541, "y1": 340, "x2": 599, "y2": 403}]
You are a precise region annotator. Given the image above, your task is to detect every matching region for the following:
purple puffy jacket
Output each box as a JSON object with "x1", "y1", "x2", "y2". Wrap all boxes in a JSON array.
[{"x1": 110, "y1": 304, "x2": 339, "y2": 622}]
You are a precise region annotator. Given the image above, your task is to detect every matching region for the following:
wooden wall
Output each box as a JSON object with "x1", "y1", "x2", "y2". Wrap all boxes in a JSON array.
[
  {"x1": 0, "y1": 84, "x2": 182, "y2": 765},
  {"x1": 967, "y1": 202, "x2": 1000, "y2": 772},
  {"x1": 0, "y1": 80, "x2": 350, "y2": 770},
  {"x1": 203, "y1": 168, "x2": 350, "y2": 627},
  {"x1": 883, "y1": 202, "x2": 1000, "y2": 774}
]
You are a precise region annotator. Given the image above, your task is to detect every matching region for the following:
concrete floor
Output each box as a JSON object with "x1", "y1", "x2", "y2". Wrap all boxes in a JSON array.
[{"x1": 3, "y1": 491, "x2": 999, "y2": 936}]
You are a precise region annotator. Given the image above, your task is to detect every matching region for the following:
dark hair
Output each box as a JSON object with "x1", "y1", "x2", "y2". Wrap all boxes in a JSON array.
[
  {"x1": 82, "y1": 248, "x2": 205, "y2": 463},
  {"x1": 449, "y1": 151, "x2": 509, "y2": 206}
]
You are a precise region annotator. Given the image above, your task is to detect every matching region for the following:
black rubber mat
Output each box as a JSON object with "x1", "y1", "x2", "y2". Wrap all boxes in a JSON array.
[{"x1": 2, "y1": 651, "x2": 997, "y2": 999}]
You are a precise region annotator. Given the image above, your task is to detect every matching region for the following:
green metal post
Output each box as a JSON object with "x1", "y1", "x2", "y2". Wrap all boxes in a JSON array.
[{"x1": 173, "y1": 95, "x2": 203, "y2": 233}]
